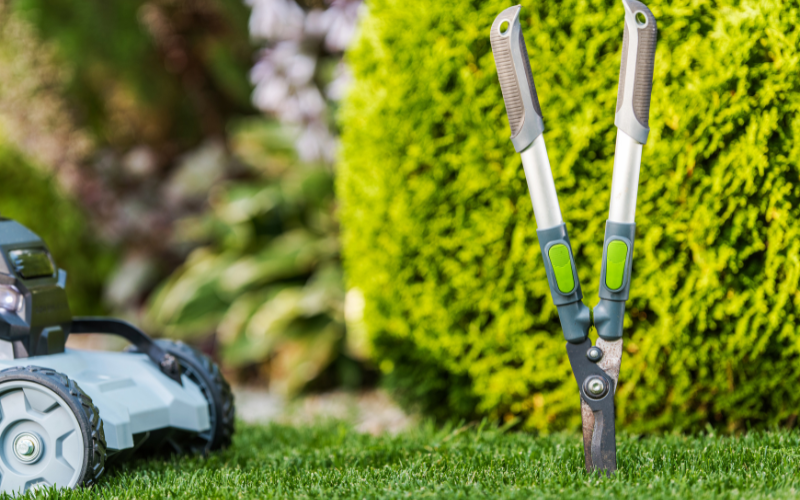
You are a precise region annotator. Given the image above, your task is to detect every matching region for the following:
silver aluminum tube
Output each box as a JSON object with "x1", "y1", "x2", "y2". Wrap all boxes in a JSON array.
[
  {"x1": 520, "y1": 134, "x2": 563, "y2": 230},
  {"x1": 608, "y1": 129, "x2": 643, "y2": 223}
]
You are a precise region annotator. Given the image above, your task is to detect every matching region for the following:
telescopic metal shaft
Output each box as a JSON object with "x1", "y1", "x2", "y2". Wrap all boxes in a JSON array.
[
  {"x1": 521, "y1": 136, "x2": 563, "y2": 229},
  {"x1": 490, "y1": 5, "x2": 562, "y2": 230},
  {"x1": 607, "y1": 131, "x2": 642, "y2": 223}
]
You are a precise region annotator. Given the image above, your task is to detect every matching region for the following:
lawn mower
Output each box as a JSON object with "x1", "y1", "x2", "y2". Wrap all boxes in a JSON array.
[
  {"x1": 491, "y1": 0, "x2": 657, "y2": 474},
  {"x1": 0, "y1": 218, "x2": 235, "y2": 493}
]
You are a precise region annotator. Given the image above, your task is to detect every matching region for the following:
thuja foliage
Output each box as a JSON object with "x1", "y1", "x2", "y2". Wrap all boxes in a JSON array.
[{"x1": 339, "y1": 0, "x2": 800, "y2": 432}]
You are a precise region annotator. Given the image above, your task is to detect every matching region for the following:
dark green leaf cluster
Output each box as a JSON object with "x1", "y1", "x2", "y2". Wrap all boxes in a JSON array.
[{"x1": 339, "y1": 0, "x2": 800, "y2": 432}]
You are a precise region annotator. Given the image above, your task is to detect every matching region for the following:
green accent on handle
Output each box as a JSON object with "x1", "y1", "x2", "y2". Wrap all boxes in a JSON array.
[
  {"x1": 548, "y1": 244, "x2": 575, "y2": 293},
  {"x1": 605, "y1": 240, "x2": 629, "y2": 290}
]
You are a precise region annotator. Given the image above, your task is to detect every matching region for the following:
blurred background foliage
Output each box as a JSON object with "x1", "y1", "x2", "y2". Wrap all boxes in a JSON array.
[
  {"x1": 0, "y1": 146, "x2": 115, "y2": 316},
  {"x1": 339, "y1": 0, "x2": 800, "y2": 432},
  {"x1": 5, "y1": 0, "x2": 255, "y2": 313},
  {"x1": 147, "y1": 118, "x2": 372, "y2": 393},
  {"x1": 0, "y1": 0, "x2": 368, "y2": 395}
]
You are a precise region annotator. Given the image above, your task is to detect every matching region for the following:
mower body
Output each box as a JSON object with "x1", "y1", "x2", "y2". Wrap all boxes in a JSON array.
[
  {"x1": 0, "y1": 219, "x2": 233, "y2": 493},
  {"x1": 0, "y1": 350, "x2": 211, "y2": 451}
]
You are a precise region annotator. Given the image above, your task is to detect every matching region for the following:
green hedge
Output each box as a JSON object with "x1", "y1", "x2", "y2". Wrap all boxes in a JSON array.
[{"x1": 339, "y1": 0, "x2": 800, "y2": 432}]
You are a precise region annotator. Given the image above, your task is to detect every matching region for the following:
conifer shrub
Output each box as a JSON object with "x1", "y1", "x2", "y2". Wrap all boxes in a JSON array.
[{"x1": 339, "y1": 0, "x2": 800, "y2": 432}]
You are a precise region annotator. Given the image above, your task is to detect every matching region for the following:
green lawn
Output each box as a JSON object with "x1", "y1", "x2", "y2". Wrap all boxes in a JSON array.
[{"x1": 41, "y1": 422, "x2": 800, "y2": 499}]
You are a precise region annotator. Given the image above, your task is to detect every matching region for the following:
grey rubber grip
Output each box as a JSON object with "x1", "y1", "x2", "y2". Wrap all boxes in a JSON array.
[
  {"x1": 490, "y1": 6, "x2": 544, "y2": 152},
  {"x1": 615, "y1": 24, "x2": 629, "y2": 115},
  {"x1": 614, "y1": 0, "x2": 657, "y2": 144}
]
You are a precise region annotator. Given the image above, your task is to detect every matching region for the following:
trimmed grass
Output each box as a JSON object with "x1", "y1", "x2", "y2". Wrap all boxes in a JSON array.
[{"x1": 34, "y1": 422, "x2": 800, "y2": 499}]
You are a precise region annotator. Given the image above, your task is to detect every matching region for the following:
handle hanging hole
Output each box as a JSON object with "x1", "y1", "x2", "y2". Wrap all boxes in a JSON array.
[
  {"x1": 499, "y1": 20, "x2": 510, "y2": 35},
  {"x1": 635, "y1": 12, "x2": 647, "y2": 27}
]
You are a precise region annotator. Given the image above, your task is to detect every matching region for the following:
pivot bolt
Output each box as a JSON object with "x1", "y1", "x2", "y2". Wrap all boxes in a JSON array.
[
  {"x1": 583, "y1": 376, "x2": 608, "y2": 399},
  {"x1": 13, "y1": 432, "x2": 42, "y2": 463},
  {"x1": 586, "y1": 346, "x2": 603, "y2": 362}
]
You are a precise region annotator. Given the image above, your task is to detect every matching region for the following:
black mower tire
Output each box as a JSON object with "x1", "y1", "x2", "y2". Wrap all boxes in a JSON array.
[{"x1": 154, "y1": 340, "x2": 235, "y2": 454}]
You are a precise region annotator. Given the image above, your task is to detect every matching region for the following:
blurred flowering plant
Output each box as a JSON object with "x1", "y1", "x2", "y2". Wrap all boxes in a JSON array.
[
  {"x1": 247, "y1": 0, "x2": 361, "y2": 163},
  {"x1": 147, "y1": 0, "x2": 369, "y2": 393}
]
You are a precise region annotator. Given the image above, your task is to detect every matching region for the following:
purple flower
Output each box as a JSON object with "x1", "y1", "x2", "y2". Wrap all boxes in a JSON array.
[
  {"x1": 246, "y1": 0, "x2": 305, "y2": 42},
  {"x1": 245, "y1": 0, "x2": 363, "y2": 162}
]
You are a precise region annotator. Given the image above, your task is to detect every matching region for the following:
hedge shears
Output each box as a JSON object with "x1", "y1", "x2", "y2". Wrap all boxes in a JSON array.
[{"x1": 490, "y1": 0, "x2": 657, "y2": 474}]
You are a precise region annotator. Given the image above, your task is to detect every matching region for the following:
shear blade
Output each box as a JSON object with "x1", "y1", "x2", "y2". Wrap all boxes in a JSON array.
[{"x1": 568, "y1": 338, "x2": 623, "y2": 475}]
